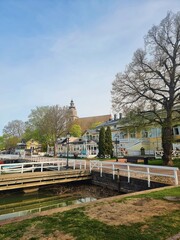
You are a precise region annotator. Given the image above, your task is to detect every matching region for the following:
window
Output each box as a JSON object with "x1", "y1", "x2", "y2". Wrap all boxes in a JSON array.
[
  {"x1": 151, "y1": 128, "x2": 161, "y2": 138},
  {"x1": 120, "y1": 132, "x2": 126, "y2": 139},
  {"x1": 142, "y1": 130, "x2": 148, "y2": 138},
  {"x1": 130, "y1": 131, "x2": 136, "y2": 138},
  {"x1": 174, "y1": 127, "x2": 180, "y2": 135}
]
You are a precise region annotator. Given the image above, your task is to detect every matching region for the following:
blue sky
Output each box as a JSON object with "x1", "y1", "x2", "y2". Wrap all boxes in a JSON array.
[{"x1": 0, "y1": 0, "x2": 179, "y2": 134}]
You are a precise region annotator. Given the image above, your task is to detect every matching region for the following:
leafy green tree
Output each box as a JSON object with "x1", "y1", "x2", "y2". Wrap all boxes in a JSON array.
[
  {"x1": 98, "y1": 127, "x2": 105, "y2": 158},
  {"x1": 27, "y1": 106, "x2": 51, "y2": 151},
  {"x1": 70, "y1": 124, "x2": 82, "y2": 137},
  {"x1": 4, "y1": 136, "x2": 19, "y2": 150},
  {"x1": 28, "y1": 105, "x2": 70, "y2": 156},
  {"x1": 105, "y1": 126, "x2": 113, "y2": 157},
  {"x1": 0, "y1": 136, "x2": 5, "y2": 150},
  {"x1": 23, "y1": 127, "x2": 47, "y2": 152},
  {"x1": 28, "y1": 106, "x2": 50, "y2": 133}
]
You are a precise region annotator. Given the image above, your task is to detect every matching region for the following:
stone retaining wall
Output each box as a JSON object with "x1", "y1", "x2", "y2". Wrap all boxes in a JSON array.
[{"x1": 91, "y1": 171, "x2": 168, "y2": 193}]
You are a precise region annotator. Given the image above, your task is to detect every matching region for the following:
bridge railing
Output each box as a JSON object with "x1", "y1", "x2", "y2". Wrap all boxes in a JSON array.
[
  {"x1": 0, "y1": 154, "x2": 20, "y2": 160},
  {"x1": 155, "y1": 150, "x2": 180, "y2": 159},
  {"x1": 90, "y1": 160, "x2": 179, "y2": 187},
  {"x1": 0, "y1": 159, "x2": 87, "y2": 174},
  {"x1": 24, "y1": 156, "x2": 62, "y2": 162}
]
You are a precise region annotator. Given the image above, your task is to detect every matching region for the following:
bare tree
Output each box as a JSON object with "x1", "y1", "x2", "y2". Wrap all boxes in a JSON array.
[
  {"x1": 3, "y1": 120, "x2": 25, "y2": 138},
  {"x1": 28, "y1": 105, "x2": 70, "y2": 155},
  {"x1": 44, "y1": 105, "x2": 70, "y2": 155},
  {"x1": 112, "y1": 12, "x2": 180, "y2": 165}
]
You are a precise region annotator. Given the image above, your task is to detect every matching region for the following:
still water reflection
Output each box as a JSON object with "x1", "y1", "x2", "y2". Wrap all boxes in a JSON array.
[{"x1": 0, "y1": 190, "x2": 96, "y2": 221}]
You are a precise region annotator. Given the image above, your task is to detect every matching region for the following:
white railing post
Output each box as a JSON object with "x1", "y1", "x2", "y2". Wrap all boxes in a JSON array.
[
  {"x1": 73, "y1": 160, "x2": 76, "y2": 170},
  {"x1": 127, "y1": 165, "x2": 130, "y2": 183},
  {"x1": 41, "y1": 163, "x2": 43, "y2": 172},
  {"x1": 174, "y1": 169, "x2": 178, "y2": 186},
  {"x1": 117, "y1": 168, "x2": 120, "y2": 182},
  {"x1": 112, "y1": 164, "x2": 115, "y2": 180},
  {"x1": 90, "y1": 161, "x2": 92, "y2": 172},
  {"x1": 58, "y1": 162, "x2": 60, "y2": 171},
  {"x1": 90, "y1": 160, "x2": 99, "y2": 172},
  {"x1": 84, "y1": 160, "x2": 86, "y2": 170},
  {"x1": 147, "y1": 167, "x2": 150, "y2": 187},
  {"x1": 100, "y1": 162, "x2": 102, "y2": 177},
  {"x1": 21, "y1": 164, "x2": 24, "y2": 173}
]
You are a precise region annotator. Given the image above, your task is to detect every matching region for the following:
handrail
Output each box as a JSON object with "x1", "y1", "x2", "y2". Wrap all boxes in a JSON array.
[
  {"x1": 90, "y1": 160, "x2": 179, "y2": 187},
  {"x1": 0, "y1": 159, "x2": 87, "y2": 174},
  {"x1": 155, "y1": 150, "x2": 180, "y2": 159}
]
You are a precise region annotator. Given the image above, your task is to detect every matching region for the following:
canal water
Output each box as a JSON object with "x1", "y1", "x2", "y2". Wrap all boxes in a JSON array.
[{"x1": 0, "y1": 182, "x2": 119, "y2": 221}]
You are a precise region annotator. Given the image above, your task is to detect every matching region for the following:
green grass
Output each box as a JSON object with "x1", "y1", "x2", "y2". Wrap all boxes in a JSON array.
[
  {"x1": 147, "y1": 159, "x2": 164, "y2": 165},
  {"x1": 0, "y1": 187, "x2": 179, "y2": 240},
  {"x1": 121, "y1": 186, "x2": 180, "y2": 201},
  {"x1": 0, "y1": 207, "x2": 179, "y2": 240},
  {"x1": 145, "y1": 158, "x2": 180, "y2": 168}
]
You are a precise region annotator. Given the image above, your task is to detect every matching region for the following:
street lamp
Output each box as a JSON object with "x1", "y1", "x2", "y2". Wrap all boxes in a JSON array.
[
  {"x1": 66, "y1": 132, "x2": 70, "y2": 169},
  {"x1": 115, "y1": 137, "x2": 118, "y2": 162}
]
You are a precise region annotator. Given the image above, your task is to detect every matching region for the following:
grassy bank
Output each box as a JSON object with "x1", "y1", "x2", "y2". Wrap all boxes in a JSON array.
[
  {"x1": 0, "y1": 186, "x2": 179, "y2": 240},
  {"x1": 94, "y1": 157, "x2": 180, "y2": 168},
  {"x1": 148, "y1": 158, "x2": 180, "y2": 168}
]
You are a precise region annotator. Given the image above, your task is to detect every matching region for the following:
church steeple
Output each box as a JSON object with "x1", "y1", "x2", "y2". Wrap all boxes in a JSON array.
[
  {"x1": 69, "y1": 100, "x2": 78, "y2": 121},
  {"x1": 69, "y1": 100, "x2": 75, "y2": 109}
]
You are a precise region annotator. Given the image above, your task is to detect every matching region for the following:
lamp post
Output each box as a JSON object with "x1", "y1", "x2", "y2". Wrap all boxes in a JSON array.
[
  {"x1": 66, "y1": 132, "x2": 70, "y2": 169},
  {"x1": 115, "y1": 137, "x2": 118, "y2": 162}
]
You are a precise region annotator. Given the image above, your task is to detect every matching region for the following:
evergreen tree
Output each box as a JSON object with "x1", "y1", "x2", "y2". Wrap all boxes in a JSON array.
[
  {"x1": 105, "y1": 126, "x2": 113, "y2": 158},
  {"x1": 98, "y1": 127, "x2": 105, "y2": 158}
]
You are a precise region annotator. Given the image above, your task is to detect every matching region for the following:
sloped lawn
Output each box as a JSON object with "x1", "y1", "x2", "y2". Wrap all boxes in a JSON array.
[{"x1": 0, "y1": 187, "x2": 179, "y2": 240}]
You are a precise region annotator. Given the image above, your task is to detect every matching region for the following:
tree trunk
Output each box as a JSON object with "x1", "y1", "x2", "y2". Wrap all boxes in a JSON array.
[
  {"x1": 161, "y1": 120, "x2": 173, "y2": 166},
  {"x1": 54, "y1": 142, "x2": 57, "y2": 157}
]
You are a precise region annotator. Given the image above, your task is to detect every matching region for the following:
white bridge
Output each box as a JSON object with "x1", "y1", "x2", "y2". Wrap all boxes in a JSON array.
[
  {"x1": 0, "y1": 156, "x2": 179, "y2": 190},
  {"x1": 0, "y1": 159, "x2": 89, "y2": 192}
]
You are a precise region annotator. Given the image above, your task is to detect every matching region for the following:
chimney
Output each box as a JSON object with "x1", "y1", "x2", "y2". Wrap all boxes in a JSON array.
[
  {"x1": 114, "y1": 114, "x2": 117, "y2": 120},
  {"x1": 119, "y1": 113, "x2": 122, "y2": 119}
]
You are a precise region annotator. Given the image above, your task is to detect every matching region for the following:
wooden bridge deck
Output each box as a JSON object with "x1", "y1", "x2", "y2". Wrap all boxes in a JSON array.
[{"x1": 0, "y1": 170, "x2": 91, "y2": 192}]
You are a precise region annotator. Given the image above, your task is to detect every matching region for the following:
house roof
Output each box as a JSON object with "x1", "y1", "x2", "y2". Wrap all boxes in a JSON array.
[
  {"x1": 75, "y1": 114, "x2": 111, "y2": 132},
  {"x1": 96, "y1": 119, "x2": 120, "y2": 128}
]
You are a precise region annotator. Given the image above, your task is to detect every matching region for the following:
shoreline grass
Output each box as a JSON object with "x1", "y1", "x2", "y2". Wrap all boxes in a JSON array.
[{"x1": 0, "y1": 186, "x2": 179, "y2": 240}]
